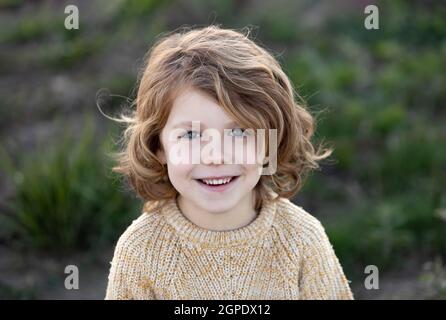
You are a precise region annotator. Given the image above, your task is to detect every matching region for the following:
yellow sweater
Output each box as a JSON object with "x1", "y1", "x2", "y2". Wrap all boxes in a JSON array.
[{"x1": 105, "y1": 195, "x2": 354, "y2": 300}]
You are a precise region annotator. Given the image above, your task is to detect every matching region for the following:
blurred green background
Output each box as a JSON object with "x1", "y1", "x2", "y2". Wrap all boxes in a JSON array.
[{"x1": 0, "y1": 0, "x2": 445, "y2": 299}]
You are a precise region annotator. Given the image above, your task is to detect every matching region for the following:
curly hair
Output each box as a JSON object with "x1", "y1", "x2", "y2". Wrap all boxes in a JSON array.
[{"x1": 113, "y1": 25, "x2": 332, "y2": 212}]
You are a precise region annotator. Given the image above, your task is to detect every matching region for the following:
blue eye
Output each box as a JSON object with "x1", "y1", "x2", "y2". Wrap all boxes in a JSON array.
[
  {"x1": 228, "y1": 128, "x2": 249, "y2": 137},
  {"x1": 179, "y1": 130, "x2": 201, "y2": 140}
]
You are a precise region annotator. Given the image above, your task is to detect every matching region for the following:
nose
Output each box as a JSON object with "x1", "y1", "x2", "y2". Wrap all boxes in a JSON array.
[{"x1": 200, "y1": 129, "x2": 232, "y2": 165}]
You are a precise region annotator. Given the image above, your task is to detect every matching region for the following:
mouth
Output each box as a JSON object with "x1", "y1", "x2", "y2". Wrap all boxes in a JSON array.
[{"x1": 195, "y1": 176, "x2": 240, "y2": 192}]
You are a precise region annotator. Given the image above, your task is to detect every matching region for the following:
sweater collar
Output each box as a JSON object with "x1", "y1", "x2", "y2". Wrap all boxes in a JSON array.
[{"x1": 161, "y1": 192, "x2": 278, "y2": 247}]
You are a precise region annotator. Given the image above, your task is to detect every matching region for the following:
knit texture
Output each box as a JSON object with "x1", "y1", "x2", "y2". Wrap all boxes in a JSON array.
[{"x1": 105, "y1": 195, "x2": 354, "y2": 300}]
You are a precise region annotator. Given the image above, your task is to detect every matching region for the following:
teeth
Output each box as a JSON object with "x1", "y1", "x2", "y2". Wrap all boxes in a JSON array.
[{"x1": 201, "y1": 177, "x2": 232, "y2": 185}]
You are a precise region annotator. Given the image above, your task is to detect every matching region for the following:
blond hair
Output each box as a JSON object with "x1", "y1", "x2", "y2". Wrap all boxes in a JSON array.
[{"x1": 113, "y1": 25, "x2": 331, "y2": 212}]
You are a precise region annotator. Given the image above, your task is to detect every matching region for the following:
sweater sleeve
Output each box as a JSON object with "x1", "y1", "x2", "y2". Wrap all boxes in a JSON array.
[
  {"x1": 298, "y1": 220, "x2": 354, "y2": 300},
  {"x1": 105, "y1": 217, "x2": 156, "y2": 300}
]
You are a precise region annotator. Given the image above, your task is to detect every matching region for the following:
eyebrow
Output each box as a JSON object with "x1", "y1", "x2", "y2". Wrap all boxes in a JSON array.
[{"x1": 172, "y1": 120, "x2": 240, "y2": 129}]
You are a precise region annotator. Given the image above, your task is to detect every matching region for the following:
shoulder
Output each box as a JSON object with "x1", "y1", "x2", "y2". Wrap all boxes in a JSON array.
[
  {"x1": 273, "y1": 197, "x2": 330, "y2": 248},
  {"x1": 268, "y1": 197, "x2": 335, "y2": 282},
  {"x1": 113, "y1": 207, "x2": 166, "y2": 256},
  {"x1": 106, "y1": 209, "x2": 166, "y2": 299}
]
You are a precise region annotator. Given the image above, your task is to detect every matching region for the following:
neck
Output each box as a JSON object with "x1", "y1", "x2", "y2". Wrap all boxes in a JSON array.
[{"x1": 177, "y1": 192, "x2": 258, "y2": 231}]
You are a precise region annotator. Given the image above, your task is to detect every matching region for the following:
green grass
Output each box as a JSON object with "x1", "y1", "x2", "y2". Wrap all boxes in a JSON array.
[
  {"x1": 109, "y1": 0, "x2": 171, "y2": 22},
  {"x1": 326, "y1": 189, "x2": 446, "y2": 279},
  {"x1": 419, "y1": 256, "x2": 446, "y2": 299},
  {"x1": 0, "y1": 15, "x2": 62, "y2": 44},
  {"x1": 1, "y1": 0, "x2": 445, "y2": 287},
  {"x1": 0, "y1": 281, "x2": 36, "y2": 300},
  {"x1": 0, "y1": 116, "x2": 140, "y2": 253},
  {"x1": 38, "y1": 36, "x2": 106, "y2": 69}
]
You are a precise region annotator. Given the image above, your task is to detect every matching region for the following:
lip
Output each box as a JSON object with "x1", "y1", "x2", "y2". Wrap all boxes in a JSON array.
[{"x1": 195, "y1": 176, "x2": 240, "y2": 193}]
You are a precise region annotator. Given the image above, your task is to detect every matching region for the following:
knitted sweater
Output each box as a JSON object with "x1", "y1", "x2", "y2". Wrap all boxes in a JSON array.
[{"x1": 105, "y1": 195, "x2": 354, "y2": 300}]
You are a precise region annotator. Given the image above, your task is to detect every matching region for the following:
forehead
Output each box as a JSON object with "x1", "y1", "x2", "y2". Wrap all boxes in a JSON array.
[{"x1": 165, "y1": 88, "x2": 237, "y2": 128}]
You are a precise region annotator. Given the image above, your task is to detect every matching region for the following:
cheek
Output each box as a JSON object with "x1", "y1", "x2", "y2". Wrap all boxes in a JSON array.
[
  {"x1": 166, "y1": 163, "x2": 194, "y2": 188},
  {"x1": 242, "y1": 164, "x2": 262, "y2": 186},
  {"x1": 163, "y1": 139, "x2": 195, "y2": 165},
  {"x1": 231, "y1": 138, "x2": 263, "y2": 165}
]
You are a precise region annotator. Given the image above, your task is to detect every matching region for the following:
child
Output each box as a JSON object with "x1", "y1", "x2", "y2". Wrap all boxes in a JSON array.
[{"x1": 105, "y1": 26, "x2": 354, "y2": 300}]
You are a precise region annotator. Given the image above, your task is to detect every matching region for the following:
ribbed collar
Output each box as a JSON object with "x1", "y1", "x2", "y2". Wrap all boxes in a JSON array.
[{"x1": 161, "y1": 193, "x2": 278, "y2": 247}]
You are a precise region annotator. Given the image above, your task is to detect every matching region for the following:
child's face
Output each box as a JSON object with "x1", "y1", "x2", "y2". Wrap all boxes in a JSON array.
[{"x1": 158, "y1": 87, "x2": 263, "y2": 213}]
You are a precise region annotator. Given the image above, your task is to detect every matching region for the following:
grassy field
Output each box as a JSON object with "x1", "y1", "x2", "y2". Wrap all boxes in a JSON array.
[{"x1": 0, "y1": 0, "x2": 445, "y2": 299}]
